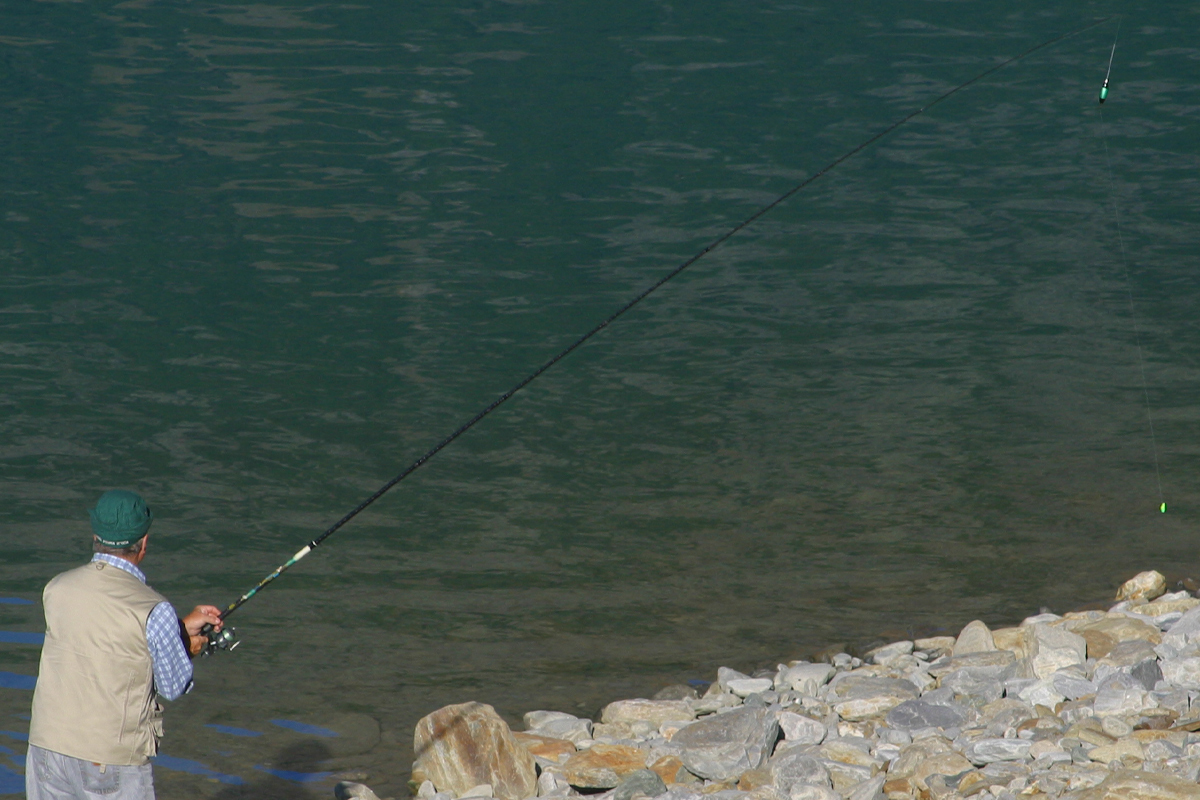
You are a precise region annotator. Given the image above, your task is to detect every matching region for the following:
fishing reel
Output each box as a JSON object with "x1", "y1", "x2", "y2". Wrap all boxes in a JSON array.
[{"x1": 200, "y1": 623, "x2": 239, "y2": 657}]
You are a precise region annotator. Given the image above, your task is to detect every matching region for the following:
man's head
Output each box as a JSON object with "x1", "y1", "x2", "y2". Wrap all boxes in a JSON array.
[{"x1": 89, "y1": 490, "x2": 153, "y2": 560}]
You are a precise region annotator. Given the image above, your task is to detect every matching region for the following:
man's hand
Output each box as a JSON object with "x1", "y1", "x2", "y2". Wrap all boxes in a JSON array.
[{"x1": 182, "y1": 605, "x2": 223, "y2": 657}]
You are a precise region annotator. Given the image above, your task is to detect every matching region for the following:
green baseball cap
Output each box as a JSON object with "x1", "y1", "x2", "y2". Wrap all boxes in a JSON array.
[{"x1": 89, "y1": 490, "x2": 153, "y2": 547}]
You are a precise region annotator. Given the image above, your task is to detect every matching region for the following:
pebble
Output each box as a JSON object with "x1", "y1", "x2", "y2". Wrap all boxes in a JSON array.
[{"x1": 406, "y1": 569, "x2": 1200, "y2": 800}]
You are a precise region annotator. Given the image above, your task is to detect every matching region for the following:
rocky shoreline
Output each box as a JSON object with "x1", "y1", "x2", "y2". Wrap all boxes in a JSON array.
[{"x1": 341, "y1": 570, "x2": 1200, "y2": 800}]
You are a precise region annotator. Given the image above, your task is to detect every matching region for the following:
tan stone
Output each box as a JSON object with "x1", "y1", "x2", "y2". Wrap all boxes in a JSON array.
[
  {"x1": 956, "y1": 771, "x2": 988, "y2": 796},
  {"x1": 1075, "y1": 769, "x2": 1200, "y2": 800},
  {"x1": 889, "y1": 738, "x2": 953, "y2": 779},
  {"x1": 412, "y1": 702, "x2": 537, "y2": 800},
  {"x1": 1078, "y1": 616, "x2": 1162, "y2": 646},
  {"x1": 990, "y1": 627, "x2": 1026, "y2": 657},
  {"x1": 737, "y1": 767, "x2": 773, "y2": 791},
  {"x1": 1081, "y1": 629, "x2": 1119, "y2": 659},
  {"x1": 600, "y1": 699, "x2": 694, "y2": 726},
  {"x1": 1115, "y1": 571, "x2": 1167, "y2": 603},
  {"x1": 953, "y1": 620, "x2": 996, "y2": 656},
  {"x1": 512, "y1": 732, "x2": 575, "y2": 762},
  {"x1": 1130, "y1": 730, "x2": 1187, "y2": 747},
  {"x1": 649, "y1": 755, "x2": 690, "y2": 785},
  {"x1": 819, "y1": 739, "x2": 880, "y2": 768},
  {"x1": 833, "y1": 694, "x2": 907, "y2": 721},
  {"x1": 1135, "y1": 597, "x2": 1200, "y2": 616},
  {"x1": 562, "y1": 744, "x2": 646, "y2": 789},
  {"x1": 914, "y1": 636, "x2": 956, "y2": 654},
  {"x1": 1088, "y1": 738, "x2": 1145, "y2": 765},
  {"x1": 911, "y1": 752, "x2": 973, "y2": 791},
  {"x1": 883, "y1": 777, "x2": 917, "y2": 799},
  {"x1": 700, "y1": 779, "x2": 738, "y2": 794}
]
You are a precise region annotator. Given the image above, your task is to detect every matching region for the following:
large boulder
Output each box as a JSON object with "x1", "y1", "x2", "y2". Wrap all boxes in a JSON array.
[
  {"x1": 412, "y1": 702, "x2": 537, "y2": 800},
  {"x1": 1115, "y1": 571, "x2": 1167, "y2": 603},
  {"x1": 672, "y1": 706, "x2": 780, "y2": 780}
]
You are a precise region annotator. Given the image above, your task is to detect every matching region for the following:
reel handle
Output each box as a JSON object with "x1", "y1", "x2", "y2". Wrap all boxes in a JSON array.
[{"x1": 199, "y1": 622, "x2": 239, "y2": 657}]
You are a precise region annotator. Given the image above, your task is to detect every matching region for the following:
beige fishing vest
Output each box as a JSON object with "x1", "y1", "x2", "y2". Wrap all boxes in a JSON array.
[{"x1": 30, "y1": 560, "x2": 167, "y2": 766}]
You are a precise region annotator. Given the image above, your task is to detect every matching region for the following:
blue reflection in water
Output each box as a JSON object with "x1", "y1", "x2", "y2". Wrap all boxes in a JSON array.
[
  {"x1": 151, "y1": 754, "x2": 244, "y2": 785},
  {"x1": 0, "y1": 674, "x2": 35, "y2": 691},
  {"x1": 255, "y1": 765, "x2": 333, "y2": 784},
  {"x1": 270, "y1": 719, "x2": 339, "y2": 737}
]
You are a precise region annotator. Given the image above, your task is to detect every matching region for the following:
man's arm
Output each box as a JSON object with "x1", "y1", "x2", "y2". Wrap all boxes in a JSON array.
[{"x1": 145, "y1": 601, "x2": 194, "y2": 701}]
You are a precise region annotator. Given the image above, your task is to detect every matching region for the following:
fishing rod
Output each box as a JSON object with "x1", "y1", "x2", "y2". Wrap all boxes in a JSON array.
[{"x1": 202, "y1": 16, "x2": 1113, "y2": 656}]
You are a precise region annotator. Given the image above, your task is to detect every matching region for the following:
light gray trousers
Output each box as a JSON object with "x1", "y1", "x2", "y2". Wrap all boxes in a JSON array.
[{"x1": 25, "y1": 745, "x2": 155, "y2": 800}]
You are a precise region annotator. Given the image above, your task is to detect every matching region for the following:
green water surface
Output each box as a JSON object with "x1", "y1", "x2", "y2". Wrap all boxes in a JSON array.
[{"x1": 2, "y1": 0, "x2": 1199, "y2": 796}]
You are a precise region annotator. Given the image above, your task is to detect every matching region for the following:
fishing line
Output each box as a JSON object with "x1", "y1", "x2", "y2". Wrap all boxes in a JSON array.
[
  {"x1": 1093, "y1": 25, "x2": 1167, "y2": 512},
  {"x1": 202, "y1": 16, "x2": 1114, "y2": 653}
]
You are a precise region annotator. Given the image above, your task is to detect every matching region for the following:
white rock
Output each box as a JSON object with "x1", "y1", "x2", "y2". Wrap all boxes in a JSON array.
[
  {"x1": 1094, "y1": 673, "x2": 1157, "y2": 717},
  {"x1": 778, "y1": 664, "x2": 835, "y2": 696},
  {"x1": 1025, "y1": 624, "x2": 1086, "y2": 679},
  {"x1": 845, "y1": 775, "x2": 885, "y2": 800},
  {"x1": 1021, "y1": 613, "x2": 1063, "y2": 626},
  {"x1": 728, "y1": 678, "x2": 775, "y2": 698},
  {"x1": 967, "y1": 738, "x2": 1032, "y2": 764},
  {"x1": 1019, "y1": 678, "x2": 1065, "y2": 709},
  {"x1": 461, "y1": 785, "x2": 493, "y2": 798},
  {"x1": 867, "y1": 641, "x2": 914, "y2": 665},
  {"x1": 419, "y1": 781, "x2": 437, "y2": 799},
  {"x1": 717, "y1": 667, "x2": 752, "y2": 690},
  {"x1": 788, "y1": 787, "x2": 839, "y2": 800},
  {"x1": 1161, "y1": 657, "x2": 1200, "y2": 690},
  {"x1": 537, "y1": 771, "x2": 570, "y2": 798},
  {"x1": 954, "y1": 621, "x2": 996, "y2": 656},
  {"x1": 778, "y1": 712, "x2": 826, "y2": 745}
]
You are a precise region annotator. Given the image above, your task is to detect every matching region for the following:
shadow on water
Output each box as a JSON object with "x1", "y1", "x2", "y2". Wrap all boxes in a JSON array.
[{"x1": 211, "y1": 740, "x2": 333, "y2": 800}]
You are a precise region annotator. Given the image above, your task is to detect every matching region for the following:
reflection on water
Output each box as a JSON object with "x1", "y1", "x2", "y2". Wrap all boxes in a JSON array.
[{"x1": 2, "y1": 0, "x2": 1199, "y2": 796}]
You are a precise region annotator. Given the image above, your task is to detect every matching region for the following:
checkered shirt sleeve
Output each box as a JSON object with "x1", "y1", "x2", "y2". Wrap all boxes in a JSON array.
[{"x1": 145, "y1": 601, "x2": 194, "y2": 700}]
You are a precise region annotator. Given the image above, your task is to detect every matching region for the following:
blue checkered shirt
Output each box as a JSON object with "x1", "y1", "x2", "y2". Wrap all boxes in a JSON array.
[{"x1": 91, "y1": 554, "x2": 194, "y2": 700}]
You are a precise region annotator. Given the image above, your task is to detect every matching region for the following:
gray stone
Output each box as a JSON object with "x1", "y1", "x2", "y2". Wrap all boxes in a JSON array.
[
  {"x1": 1162, "y1": 606, "x2": 1200, "y2": 651},
  {"x1": 966, "y1": 738, "x2": 1032, "y2": 764},
  {"x1": 885, "y1": 699, "x2": 968, "y2": 731},
  {"x1": 1093, "y1": 672, "x2": 1157, "y2": 717},
  {"x1": 613, "y1": 770, "x2": 667, "y2": 800},
  {"x1": 940, "y1": 669, "x2": 1004, "y2": 704},
  {"x1": 927, "y1": 650, "x2": 1017, "y2": 680},
  {"x1": 654, "y1": 685, "x2": 699, "y2": 702},
  {"x1": 1131, "y1": 657, "x2": 1164, "y2": 691},
  {"x1": 1051, "y1": 670, "x2": 1098, "y2": 700},
  {"x1": 672, "y1": 706, "x2": 779, "y2": 781},
  {"x1": 777, "y1": 712, "x2": 826, "y2": 745},
  {"x1": 767, "y1": 751, "x2": 831, "y2": 792}
]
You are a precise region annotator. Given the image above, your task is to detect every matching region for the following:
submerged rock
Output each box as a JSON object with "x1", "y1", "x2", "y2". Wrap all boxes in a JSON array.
[{"x1": 413, "y1": 702, "x2": 537, "y2": 800}]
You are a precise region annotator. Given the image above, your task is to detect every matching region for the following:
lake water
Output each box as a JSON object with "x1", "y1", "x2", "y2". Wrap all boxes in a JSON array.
[{"x1": 2, "y1": 0, "x2": 1198, "y2": 796}]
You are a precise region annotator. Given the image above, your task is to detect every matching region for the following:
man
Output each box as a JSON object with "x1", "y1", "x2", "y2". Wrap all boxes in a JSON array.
[{"x1": 26, "y1": 489, "x2": 225, "y2": 800}]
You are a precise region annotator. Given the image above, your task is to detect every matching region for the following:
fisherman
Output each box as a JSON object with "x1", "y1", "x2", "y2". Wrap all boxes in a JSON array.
[{"x1": 26, "y1": 490, "x2": 224, "y2": 800}]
